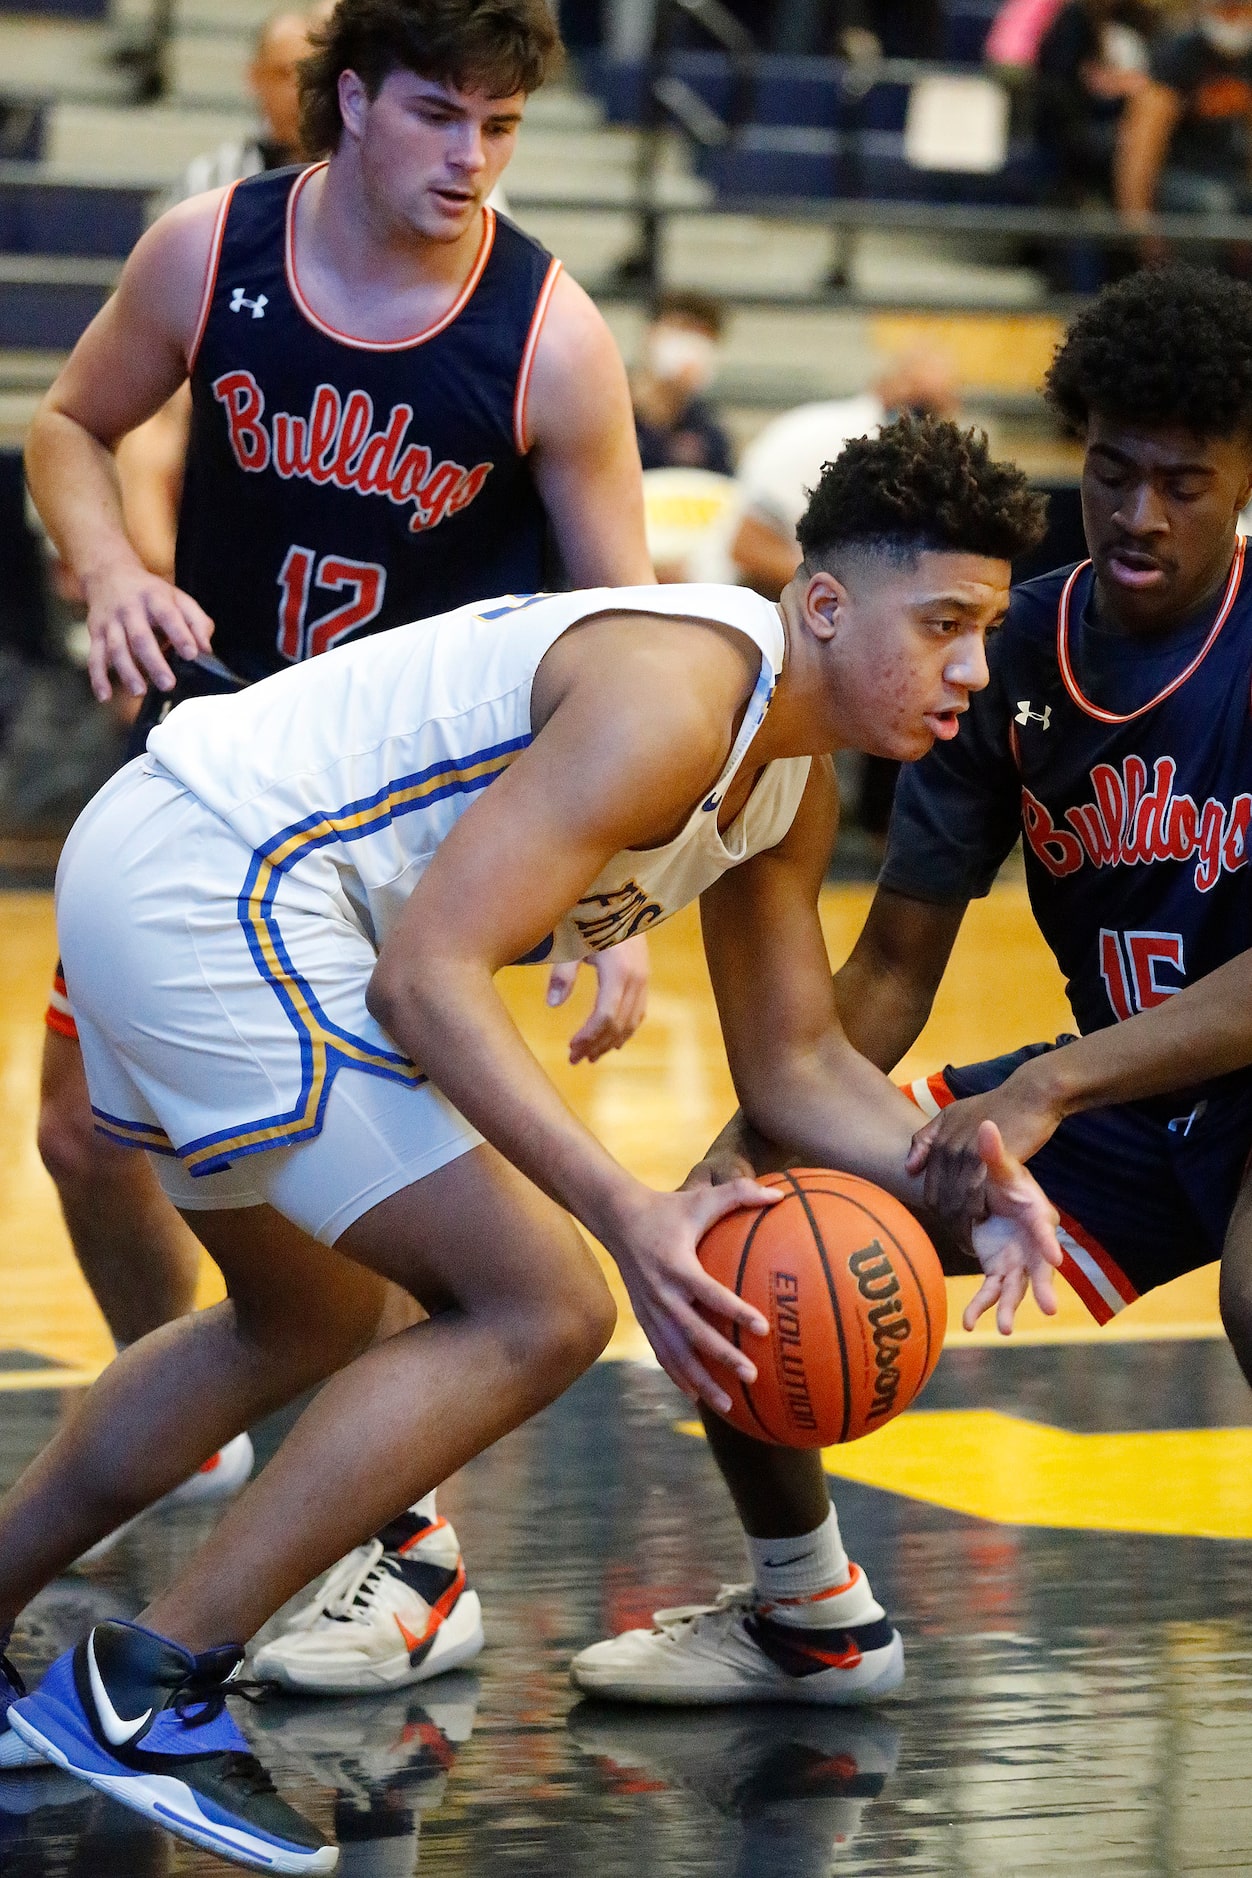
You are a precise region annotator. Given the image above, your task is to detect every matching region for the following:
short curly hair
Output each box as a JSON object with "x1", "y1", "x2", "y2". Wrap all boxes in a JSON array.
[
  {"x1": 300, "y1": 0, "x2": 563, "y2": 158},
  {"x1": 1045, "y1": 266, "x2": 1252, "y2": 437},
  {"x1": 796, "y1": 415, "x2": 1046, "y2": 569}
]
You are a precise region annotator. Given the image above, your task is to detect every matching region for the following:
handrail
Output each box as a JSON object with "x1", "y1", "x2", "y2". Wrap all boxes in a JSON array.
[{"x1": 624, "y1": 0, "x2": 759, "y2": 292}]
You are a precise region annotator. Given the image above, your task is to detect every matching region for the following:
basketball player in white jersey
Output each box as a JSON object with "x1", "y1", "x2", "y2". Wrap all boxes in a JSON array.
[
  {"x1": 24, "y1": 0, "x2": 652, "y2": 1659},
  {"x1": 0, "y1": 421, "x2": 1063, "y2": 1870}
]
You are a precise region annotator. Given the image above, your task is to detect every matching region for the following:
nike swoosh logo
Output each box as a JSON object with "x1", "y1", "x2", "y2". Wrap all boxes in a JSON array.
[
  {"x1": 801, "y1": 1638, "x2": 863, "y2": 1671},
  {"x1": 87, "y1": 1632, "x2": 152, "y2": 1748},
  {"x1": 394, "y1": 1615, "x2": 428, "y2": 1657},
  {"x1": 762, "y1": 1551, "x2": 812, "y2": 1569}
]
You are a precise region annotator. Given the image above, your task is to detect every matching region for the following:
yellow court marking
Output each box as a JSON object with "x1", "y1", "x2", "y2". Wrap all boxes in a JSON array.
[{"x1": 681, "y1": 1410, "x2": 1252, "y2": 1540}]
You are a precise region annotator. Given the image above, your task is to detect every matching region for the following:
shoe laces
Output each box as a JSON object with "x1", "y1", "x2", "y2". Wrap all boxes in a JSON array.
[
  {"x1": 650, "y1": 1584, "x2": 756, "y2": 1636},
  {"x1": 170, "y1": 1665, "x2": 277, "y2": 1794},
  {"x1": 322, "y1": 1539, "x2": 404, "y2": 1624}
]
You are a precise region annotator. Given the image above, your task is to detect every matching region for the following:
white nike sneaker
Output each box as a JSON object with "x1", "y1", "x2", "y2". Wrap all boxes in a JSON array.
[
  {"x1": 251, "y1": 1510, "x2": 484, "y2": 1695},
  {"x1": 73, "y1": 1432, "x2": 255, "y2": 1567},
  {"x1": 569, "y1": 1567, "x2": 904, "y2": 1705}
]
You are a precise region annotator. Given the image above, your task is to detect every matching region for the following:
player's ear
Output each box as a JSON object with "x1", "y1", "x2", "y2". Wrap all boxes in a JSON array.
[
  {"x1": 337, "y1": 68, "x2": 369, "y2": 141},
  {"x1": 799, "y1": 569, "x2": 848, "y2": 643}
]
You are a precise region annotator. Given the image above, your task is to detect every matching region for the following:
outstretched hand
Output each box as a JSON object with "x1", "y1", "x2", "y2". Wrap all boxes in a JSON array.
[
  {"x1": 962, "y1": 1120, "x2": 1062, "y2": 1334},
  {"x1": 546, "y1": 934, "x2": 650, "y2": 1063}
]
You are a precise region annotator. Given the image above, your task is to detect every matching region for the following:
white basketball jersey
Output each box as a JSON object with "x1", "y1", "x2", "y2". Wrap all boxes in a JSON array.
[{"x1": 148, "y1": 585, "x2": 812, "y2": 962}]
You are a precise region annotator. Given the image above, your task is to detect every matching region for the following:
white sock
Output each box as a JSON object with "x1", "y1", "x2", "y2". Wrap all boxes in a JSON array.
[
  {"x1": 747, "y1": 1504, "x2": 852, "y2": 1617},
  {"x1": 409, "y1": 1491, "x2": 438, "y2": 1522}
]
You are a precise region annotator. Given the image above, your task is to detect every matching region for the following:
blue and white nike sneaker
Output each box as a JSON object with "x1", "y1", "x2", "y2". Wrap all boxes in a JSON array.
[
  {"x1": 8, "y1": 1619, "x2": 337, "y2": 1872},
  {"x1": 0, "y1": 1635, "x2": 44, "y2": 1770}
]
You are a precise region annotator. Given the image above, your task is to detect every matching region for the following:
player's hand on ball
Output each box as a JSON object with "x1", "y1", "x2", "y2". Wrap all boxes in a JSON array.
[
  {"x1": 83, "y1": 560, "x2": 215, "y2": 702},
  {"x1": 608, "y1": 1179, "x2": 777, "y2": 1413},
  {"x1": 547, "y1": 935, "x2": 649, "y2": 1064},
  {"x1": 964, "y1": 1120, "x2": 1062, "y2": 1335}
]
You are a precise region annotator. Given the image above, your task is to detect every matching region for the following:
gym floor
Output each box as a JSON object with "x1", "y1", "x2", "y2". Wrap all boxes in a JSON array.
[{"x1": 2, "y1": 885, "x2": 1249, "y2": 1877}]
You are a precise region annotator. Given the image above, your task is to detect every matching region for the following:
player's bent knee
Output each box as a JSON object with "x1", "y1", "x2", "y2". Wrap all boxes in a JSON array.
[
  {"x1": 506, "y1": 1261, "x2": 616, "y2": 1388},
  {"x1": 36, "y1": 1081, "x2": 126, "y2": 1190}
]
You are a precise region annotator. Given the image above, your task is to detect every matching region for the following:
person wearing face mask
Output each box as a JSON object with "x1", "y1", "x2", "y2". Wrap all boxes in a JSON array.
[
  {"x1": 1116, "y1": 0, "x2": 1252, "y2": 232},
  {"x1": 631, "y1": 292, "x2": 734, "y2": 478}
]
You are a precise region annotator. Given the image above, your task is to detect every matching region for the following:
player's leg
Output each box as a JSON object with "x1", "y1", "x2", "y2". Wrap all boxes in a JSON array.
[
  {"x1": 137, "y1": 1143, "x2": 613, "y2": 1649},
  {"x1": 1217, "y1": 1164, "x2": 1252, "y2": 1388},
  {"x1": 37, "y1": 1015, "x2": 256, "y2": 1558},
  {"x1": 0, "y1": 1203, "x2": 390, "y2": 1616},
  {"x1": 37, "y1": 1022, "x2": 201, "y2": 1342},
  {"x1": 7, "y1": 1146, "x2": 611, "y2": 1868}
]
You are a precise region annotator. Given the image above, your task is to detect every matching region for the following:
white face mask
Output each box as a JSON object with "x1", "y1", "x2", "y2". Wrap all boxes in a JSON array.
[
  {"x1": 1201, "y1": 13, "x2": 1252, "y2": 54},
  {"x1": 645, "y1": 326, "x2": 718, "y2": 391}
]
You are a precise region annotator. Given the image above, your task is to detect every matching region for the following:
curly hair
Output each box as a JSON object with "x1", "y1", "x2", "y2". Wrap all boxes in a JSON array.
[
  {"x1": 300, "y1": 0, "x2": 563, "y2": 157},
  {"x1": 1045, "y1": 266, "x2": 1252, "y2": 437},
  {"x1": 796, "y1": 415, "x2": 1046, "y2": 568}
]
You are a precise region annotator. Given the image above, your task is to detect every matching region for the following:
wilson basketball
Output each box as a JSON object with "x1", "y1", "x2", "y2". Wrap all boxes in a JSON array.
[{"x1": 698, "y1": 1169, "x2": 947, "y2": 1447}]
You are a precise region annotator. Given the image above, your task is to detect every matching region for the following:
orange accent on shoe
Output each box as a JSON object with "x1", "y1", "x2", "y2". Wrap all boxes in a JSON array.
[
  {"x1": 396, "y1": 1515, "x2": 448, "y2": 1554},
  {"x1": 767, "y1": 1563, "x2": 861, "y2": 1606},
  {"x1": 197, "y1": 1453, "x2": 222, "y2": 1475},
  {"x1": 799, "y1": 1637, "x2": 863, "y2": 1671},
  {"x1": 394, "y1": 1615, "x2": 424, "y2": 1653},
  {"x1": 392, "y1": 1557, "x2": 467, "y2": 1660}
]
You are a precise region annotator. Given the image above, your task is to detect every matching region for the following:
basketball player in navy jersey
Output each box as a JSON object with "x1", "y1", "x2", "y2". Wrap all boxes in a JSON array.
[
  {"x1": 24, "y1": 0, "x2": 651, "y2": 1698},
  {"x1": 571, "y1": 265, "x2": 1252, "y2": 1708}
]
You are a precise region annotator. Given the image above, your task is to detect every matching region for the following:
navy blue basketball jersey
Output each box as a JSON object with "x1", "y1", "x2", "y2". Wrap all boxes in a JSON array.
[
  {"x1": 175, "y1": 165, "x2": 559, "y2": 683},
  {"x1": 883, "y1": 540, "x2": 1252, "y2": 1098}
]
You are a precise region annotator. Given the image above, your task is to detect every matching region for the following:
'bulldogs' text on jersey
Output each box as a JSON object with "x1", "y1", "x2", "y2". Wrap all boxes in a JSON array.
[
  {"x1": 882, "y1": 542, "x2": 1252, "y2": 1100},
  {"x1": 175, "y1": 165, "x2": 559, "y2": 682}
]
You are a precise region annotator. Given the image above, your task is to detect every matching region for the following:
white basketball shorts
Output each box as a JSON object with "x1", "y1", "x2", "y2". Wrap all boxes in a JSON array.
[{"x1": 55, "y1": 757, "x2": 482, "y2": 1243}]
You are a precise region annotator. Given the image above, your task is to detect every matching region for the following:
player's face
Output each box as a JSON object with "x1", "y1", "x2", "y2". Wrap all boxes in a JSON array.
[
  {"x1": 343, "y1": 69, "x2": 525, "y2": 240},
  {"x1": 1083, "y1": 416, "x2": 1252, "y2": 633},
  {"x1": 810, "y1": 550, "x2": 1009, "y2": 759}
]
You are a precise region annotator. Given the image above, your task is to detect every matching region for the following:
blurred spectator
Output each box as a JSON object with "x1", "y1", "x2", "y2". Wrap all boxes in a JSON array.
[
  {"x1": 1036, "y1": 0, "x2": 1155, "y2": 202},
  {"x1": 986, "y1": 0, "x2": 1068, "y2": 70},
  {"x1": 631, "y1": 292, "x2": 734, "y2": 476},
  {"x1": 174, "y1": 9, "x2": 325, "y2": 200},
  {"x1": 729, "y1": 349, "x2": 960, "y2": 598},
  {"x1": 1116, "y1": 0, "x2": 1252, "y2": 221}
]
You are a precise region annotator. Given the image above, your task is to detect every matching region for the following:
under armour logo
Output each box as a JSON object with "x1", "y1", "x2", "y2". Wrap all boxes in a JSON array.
[
  {"x1": 229, "y1": 287, "x2": 268, "y2": 319},
  {"x1": 1014, "y1": 700, "x2": 1051, "y2": 730}
]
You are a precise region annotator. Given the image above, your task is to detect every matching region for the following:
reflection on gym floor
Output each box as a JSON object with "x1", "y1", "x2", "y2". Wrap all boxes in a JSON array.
[{"x1": 4, "y1": 1349, "x2": 1252, "y2": 1877}]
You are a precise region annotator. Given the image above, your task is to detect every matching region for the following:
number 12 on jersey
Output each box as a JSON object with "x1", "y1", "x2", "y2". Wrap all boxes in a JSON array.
[
  {"x1": 277, "y1": 546, "x2": 387, "y2": 662},
  {"x1": 1099, "y1": 928, "x2": 1186, "y2": 1021}
]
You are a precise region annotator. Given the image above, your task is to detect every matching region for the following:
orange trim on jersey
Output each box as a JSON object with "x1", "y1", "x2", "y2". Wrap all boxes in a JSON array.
[
  {"x1": 45, "y1": 1004, "x2": 79, "y2": 1041},
  {"x1": 901, "y1": 1071, "x2": 957, "y2": 1113},
  {"x1": 187, "y1": 180, "x2": 242, "y2": 375},
  {"x1": 1055, "y1": 1206, "x2": 1138, "y2": 1326},
  {"x1": 285, "y1": 164, "x2": 497, "y2": 351},
  {"x1": 1057, "y1": 538, "x2": 1245, "y2": 725},
  {"x1": 45, "y1": 967, "x2": 79, "y2": 1041},
  {"x1": 512, "y1": 256, "x2": 563, "y2": 454}
]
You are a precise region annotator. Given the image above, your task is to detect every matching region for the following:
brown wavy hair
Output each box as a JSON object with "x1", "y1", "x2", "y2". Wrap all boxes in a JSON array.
[{"x1": 300, "y1": 0, "x2": 564, "y2": 157}]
